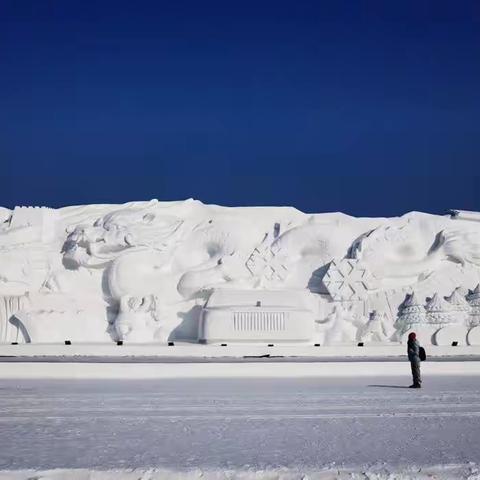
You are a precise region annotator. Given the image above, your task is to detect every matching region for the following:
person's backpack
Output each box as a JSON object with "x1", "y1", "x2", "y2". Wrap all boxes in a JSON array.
[{"x1": 419, "y1": 346, "x2": 426, "y2": 361}]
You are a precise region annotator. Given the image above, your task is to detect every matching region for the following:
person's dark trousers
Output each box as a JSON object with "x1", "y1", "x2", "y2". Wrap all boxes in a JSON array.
[{"x1": 410, "y1": 360, "x2": 422, "y2": 386}]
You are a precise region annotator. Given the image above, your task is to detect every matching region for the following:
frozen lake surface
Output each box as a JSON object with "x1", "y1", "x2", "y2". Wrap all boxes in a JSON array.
[{"x1": 0, "y1": 373, "x2": 480, "y2": 477}]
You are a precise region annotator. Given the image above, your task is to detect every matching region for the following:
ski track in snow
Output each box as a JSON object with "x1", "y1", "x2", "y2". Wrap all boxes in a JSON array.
[{"x1": 0, "y1": 375, "x2": 479, "y2": 478}]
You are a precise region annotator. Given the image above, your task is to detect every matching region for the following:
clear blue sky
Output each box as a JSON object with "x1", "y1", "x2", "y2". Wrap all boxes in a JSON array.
[{"x1": 1, "y1": 0, "x2": 479, "y2": 216}]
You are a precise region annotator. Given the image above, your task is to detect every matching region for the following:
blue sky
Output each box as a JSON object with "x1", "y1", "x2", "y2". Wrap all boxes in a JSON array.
[{"x1": 1, "y1": 0, "x2": 479, "y2": 216}]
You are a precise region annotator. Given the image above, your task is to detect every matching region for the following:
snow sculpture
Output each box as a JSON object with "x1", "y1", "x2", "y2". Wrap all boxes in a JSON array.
[
  {"x1": 1, "y1": 199, "x2": 480, "y2": 347},
  {"x1": 0, "y1": 295, "x2": 29, "y2": 342},
  {"x1": 399, "y1": 290, "x2": 474, "y2": 345},
  {"x1": 395, "y1": 293, "x2": 427, "y2": 335},
  {"x1": 467, "y1": 325, "x2": 480, "y2": 345},
  {"x1": 11, "y1": 308, "x2": 112, "y2": 343},
  {"x1": 322, "y1": 259, "x2": 377, "y2": 301},
  {"x1": 467, "y1": 284, "x2": 480, "y2": 327},
  {"x1": 358, "y1": 310, "x2": 395, "y2": 343},
  {"x1": 318, "y1": 305, "x2": 364, "y2": 344},
  {"x1": 1, "y1": 206, "x2": 57, "y2": 245},
  {"x1": 199, "y1": 289, "x2": 315, "y2": 343},
  {"x1": 115, "y1": 295, "x2": 162, "y2": 342},
  {"x1": 425, "y1": 293, "x2": 456, "y2": 326},
  {"x1": 245, "y1": 240, "x2": 289, "y2": 283},
  {"x1": 434, "y1": 325, "x2": 469, "y2": 346},
  {"x1": 445, "y1": 287, "x2": 471, "y2": 325},
  {"x1": 450, "y1": 209, "x2": 480, "y2": 222},
  {"x1": 352, "y1": 217, "x2": 480, "y2": 289}
]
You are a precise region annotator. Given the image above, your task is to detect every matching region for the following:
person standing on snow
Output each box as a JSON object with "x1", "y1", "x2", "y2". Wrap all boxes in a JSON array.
[{"x1": 407, "y1": 332, "x2": 422, "y2": 388}]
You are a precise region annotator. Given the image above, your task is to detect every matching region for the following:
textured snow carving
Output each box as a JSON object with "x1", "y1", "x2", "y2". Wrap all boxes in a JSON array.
[
  {"x1": 425, "y1": 293, "x2": 456, "y2": 326},
  {"x1": 0, "y1": 295, "x2": 29, "y2": 342},
  {"x1": 245, "y1": 242, "x2": 288, "y2": 283},
  {"x1": 323, "y1": 259, "x2": 377, "y2": 301},
  {"x1": 445, "y1": 287, "x2": 471, "y2": 325},
  {"x1": 0, "y1": 199, "x2": 479, "y2": 346},
  {"x1": 318, "y1": 305, "x2": 364, "y2": 344},
  {"x1": 396, "y1": 292, "x2": 427, "y2": 334},
  {"x1": 467, "y1": 284, "x2": 480, "y2": 327},
  {"x1": 358, "y1": 310, "x2": 395, "y2": 342},
  {"x1": 199, "y1": 289, "x2": 315, "y2": 343},
  {"x1": 115, "y1": 295, "x2": 161, "y2": 342},
  {"x1": 1, "y1": 206, "x2": 58, "y2": 244}
]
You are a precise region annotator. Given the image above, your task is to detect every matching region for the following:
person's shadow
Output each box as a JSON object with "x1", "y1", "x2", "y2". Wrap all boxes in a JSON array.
[{"x1": 368, "y1": 384, "x2": 410, "y2": 389}]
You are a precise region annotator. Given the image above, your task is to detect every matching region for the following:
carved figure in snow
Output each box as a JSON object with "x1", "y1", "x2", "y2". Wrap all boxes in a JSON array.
[
  {"x1": 175, "y1": 220, "x2": 265, "y2": 299},
  {"x1": 63, "y1": 200, "x2": 183, "y2": 270},
  {"x1": 467, "y1": 284, "x2": 480, "y2": 327},
  {"x1": 425, "y1": 293, "x2": 456, "y2": 326},
  {"x1": 358, "y1": 310, "x2": 395, "y2": 343},
  {"x1": 352, "y1": 215, "x2": 480, "y2": 289},
  {"x1": 115, "y1": 294, "x2": 160, "y2": 342},
  {"x1": 317, "y1": 305, "x2": 364, "y2": 344},
  {"x1": 177, "y1": 254, "x2": 252, "y2": 299},
  {"x1": 445, "y1": 287, "x2": 471, "y2": 325},
  {"x1": 265, "y1": 216, "x2": 378, "y2": 291},
  {"x1": 395, "y1": 292, "x2": 427, "y2": 335}
]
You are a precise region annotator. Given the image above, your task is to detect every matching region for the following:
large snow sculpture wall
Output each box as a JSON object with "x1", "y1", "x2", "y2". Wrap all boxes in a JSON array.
[{"x1": 0, "y1": 199, "x2": 479, "y2": 345}]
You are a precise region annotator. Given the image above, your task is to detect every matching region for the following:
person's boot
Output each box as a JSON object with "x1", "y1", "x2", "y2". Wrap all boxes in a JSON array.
[{"x1": 409, "y1": 384, "x2": 421, "y2": 388}]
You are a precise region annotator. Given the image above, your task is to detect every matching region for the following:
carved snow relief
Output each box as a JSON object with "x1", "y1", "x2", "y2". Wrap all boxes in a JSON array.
[{"x1": 0, "y1": 200, "x2": 479, "y2": 346}]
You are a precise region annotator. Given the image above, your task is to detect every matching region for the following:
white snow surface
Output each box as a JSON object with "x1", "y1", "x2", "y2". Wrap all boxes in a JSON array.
[
  {"x1": 1, "y1": 360, "x2": 480, "y2": 379},
  {"x1": 1, "y1": 343, "x2": 479, "y2": 359},
  {"x1": 1, "y1": 367, "x2": 480, "y2": 478}
]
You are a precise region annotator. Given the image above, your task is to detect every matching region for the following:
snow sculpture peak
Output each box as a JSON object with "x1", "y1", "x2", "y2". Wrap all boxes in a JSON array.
[
  {"x1": 426, "y1": 293, "x2": 452, "y2": 312},
  {"x1": 468, "y1": 284, "x2": 480, "y2": 299},
  {"x1": 445, "y1": 288, "x2": 469, "y2": 308},
  {"x1": 425, "y1": 292, "x2": 461, "y2": 326},
  {"x1": 445, "y1": 287, "x2": 471, "y2": 325},
  {"x1": 403, "y1": 292, "x2": 422, "y2": 308}
]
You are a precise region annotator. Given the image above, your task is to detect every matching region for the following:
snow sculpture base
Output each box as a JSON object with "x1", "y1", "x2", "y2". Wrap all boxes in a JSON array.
[
  {"x1": 400, "y1": 325, "x2": 438, "y2": 345},
  {"x1": 467, "y1": 326, "x2": 480, "y2": 346},
  {"x1": 199, "y1": 289, "x2": 315, "y2": 343},
  {"x1": 434, "y1": 326, "x2": 470, "y2": 346}
]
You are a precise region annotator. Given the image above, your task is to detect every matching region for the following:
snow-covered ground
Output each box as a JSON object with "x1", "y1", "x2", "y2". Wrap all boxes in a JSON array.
[
  {"x1": 0, "y1": 359, "x2": 480, "y2": 379},
  {"x1": 1, "y1": 368, "x2": 480, "y2": 479},
  {"x1": 1, "y1": 342, "x2": 479, "y2": 359}
]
